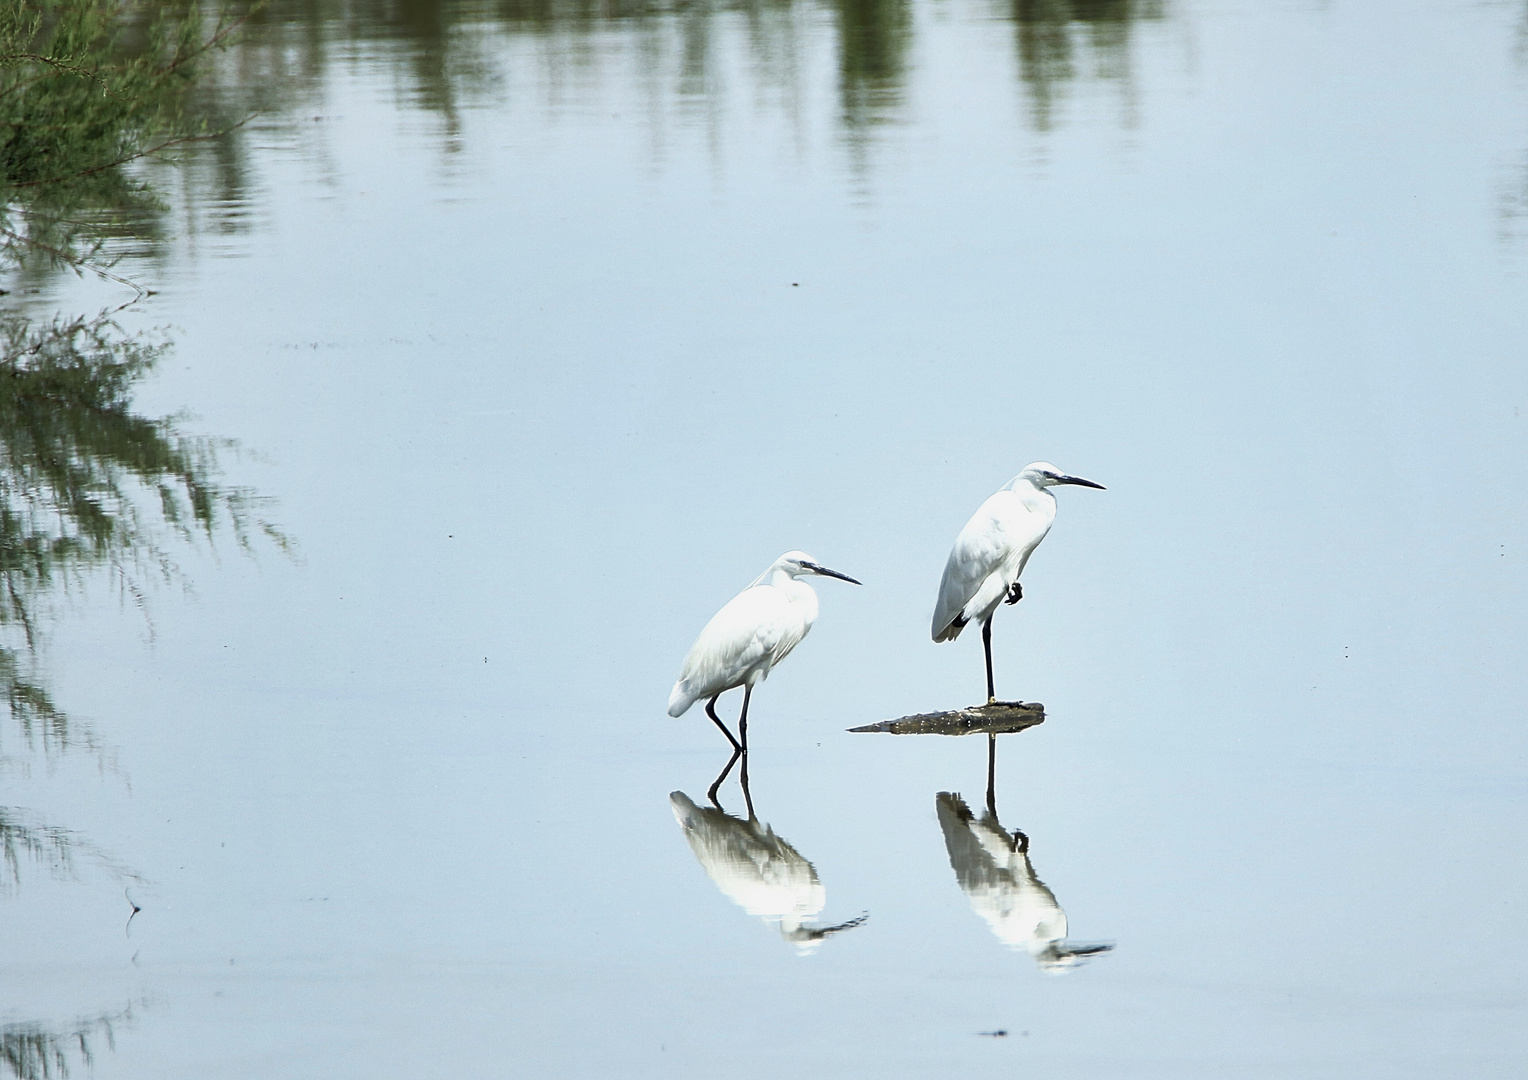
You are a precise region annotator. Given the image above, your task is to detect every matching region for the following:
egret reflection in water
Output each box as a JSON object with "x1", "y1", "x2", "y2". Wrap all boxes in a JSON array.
[
  {"x1": 670, "y1": 780, "x2": 866, "y2": 953},
  {"x1": 936, "y1": 737, "x2": 1112, "y2": 973}
]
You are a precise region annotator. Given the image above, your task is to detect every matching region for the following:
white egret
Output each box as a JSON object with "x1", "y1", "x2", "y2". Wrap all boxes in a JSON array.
[
  {"x1": 670, "y1": 791, "x2": 866, "y2": 953},
  {"x1": 932, "y1": 462, "x2": 1104, "y2": 702},
  {"x1": 936, "y1": 792, "x2": 1112, "y2": 973},
  {"x1": 668, "y1": 551, "x2": 860, "y2": 754}
]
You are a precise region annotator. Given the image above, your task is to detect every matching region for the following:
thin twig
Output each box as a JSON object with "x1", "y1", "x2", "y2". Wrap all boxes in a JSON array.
[
  {"x1": 7, "y1": 115, "x2": 254, "y2": 190},
  {"x1": 152, "y1": 10, "x2": 256, "y2": 84},
  {"x1": 0, "y1": 226, "x2": 147, "y2": 303},
  {"x1": 0, "y1": 53, "x2": 128, "y2": 99}
]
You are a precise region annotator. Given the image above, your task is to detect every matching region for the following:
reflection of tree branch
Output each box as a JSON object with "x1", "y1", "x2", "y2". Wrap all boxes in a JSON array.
[
  {"x1": 0, "y1": 226, "x2": 146, "y2": 301},
  {"x1": 0, "y1": 311, "x2": 289, "y2": 762},
  {"x1": 0, "y1": 805, "x2": 140, "y2": 892},
  {"x1": 0, "y1": 648, "x2": 107, "y2": 760},
  {"x1": 1, "y1": 0, "x2": 258, "y2": 279},
  {"x1": 153, "y1": 8, "x2": 258, "y2": 85},
  {"x1": 0, "y1": 1002, "x2": 138, "y2": 1080},
  {"x1": 6, "y1": 116, "x2": 255, "y2": 193}
]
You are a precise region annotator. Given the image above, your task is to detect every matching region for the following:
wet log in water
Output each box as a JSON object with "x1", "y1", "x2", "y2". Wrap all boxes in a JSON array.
[{"x1": 848, "y1": 701, "x2": 1045, "y2": 736}]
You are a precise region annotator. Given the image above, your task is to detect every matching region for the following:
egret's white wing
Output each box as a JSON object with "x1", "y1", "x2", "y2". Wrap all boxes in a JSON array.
[
  {"x1": 668, "y1": 585, "x2": 803, "y2": 716},
  {"x1": 932, "y1": 490, "x2": 1051, "y2": 641}
]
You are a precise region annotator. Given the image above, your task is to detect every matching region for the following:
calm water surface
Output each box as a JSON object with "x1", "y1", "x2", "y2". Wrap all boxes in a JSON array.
[{"x1": 3, "y1": 0, "x2": 1527, "y2": 1075}]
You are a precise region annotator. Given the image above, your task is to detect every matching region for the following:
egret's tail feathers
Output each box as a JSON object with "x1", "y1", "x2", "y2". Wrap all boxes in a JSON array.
[
  {"x1": 932, "y1": 615, "x2": 966, "y2": 643},
  {"x1": 667, "y1": 682, "x2": 695, "y2": 718}
]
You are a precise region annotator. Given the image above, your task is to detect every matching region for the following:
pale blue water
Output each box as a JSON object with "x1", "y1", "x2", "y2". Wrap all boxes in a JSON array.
[{"x1": 3, "y1": 0, "x2": 1527, "y2": 1075}]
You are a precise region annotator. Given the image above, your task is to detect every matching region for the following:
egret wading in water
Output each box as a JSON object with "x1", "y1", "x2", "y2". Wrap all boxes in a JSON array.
[
  {"x1": 932, "y1": 463, "x2": 1104, "y2": 703},
  {"x1": 669, "y1": 551, "x2": 860, "y2": 798}
]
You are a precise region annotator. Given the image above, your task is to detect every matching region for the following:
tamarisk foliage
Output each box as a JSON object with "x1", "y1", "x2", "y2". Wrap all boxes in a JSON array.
[{"x1": 1, "y1": 0, "x2": 247, "y2": 277}]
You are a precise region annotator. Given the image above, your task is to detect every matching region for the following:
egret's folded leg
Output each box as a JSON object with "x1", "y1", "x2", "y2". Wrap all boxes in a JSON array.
[
  {"x1": 982, "y1": 616, "x2": 996, "y2": 704},
  {"x1": 705, "y1": 695, "x2": 742, "y2": 752}
]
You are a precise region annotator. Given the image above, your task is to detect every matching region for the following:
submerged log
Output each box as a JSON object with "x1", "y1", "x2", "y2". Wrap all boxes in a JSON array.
[{"x1": 848, "y1": 701, "x2": 1045, "y2": 736}]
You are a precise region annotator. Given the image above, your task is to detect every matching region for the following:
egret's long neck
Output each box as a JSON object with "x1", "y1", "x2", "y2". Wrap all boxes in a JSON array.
[
  {"x1": 754, "y1": 563, "x2": 794, "y2": 588},
  {"x1": 755, "y1": 564, "x2": 814, "y2": 593},
  {"x1": 773, "y1": 572, "x2": 815, "y2": 600},
  {"x1": 1005, "y1": 476, "x2": 1056, "y2": 515},
  {"x1": 766, "y1": 571, "x2": 819, "y2": 619}
]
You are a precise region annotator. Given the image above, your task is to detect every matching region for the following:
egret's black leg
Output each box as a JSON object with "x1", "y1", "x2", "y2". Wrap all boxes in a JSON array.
[
  {"x1": 986, "y1": 732, "x2": 998, "y2": 818},
  {"x1": 1005, "y1": 582, "x2": 1023, "y2": 605},
  {"x1": 705, "y1": 695, "x2": 742, "y2": 753},
  {"x1": 737, "y1": 686, "x2": 755, "y2": 817},
  {"x1": 738, "y1": 685, "x2": 752, "y2": 755},
  {"x1": 739, "y1": 752, "x2": 755, "y2": 821},
  {"x1": 707, "y1": 747, "x2": 741, "y2": 806},
  {"x1": 982, "y1": 616, "x2": 996, "y2": 704}
]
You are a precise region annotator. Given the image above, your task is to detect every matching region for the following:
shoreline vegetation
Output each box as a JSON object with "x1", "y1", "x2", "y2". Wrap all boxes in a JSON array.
[
  {"x1": 0, "y1": 4, "x2": 281, "y2": 986},
  {"x1": 2, "y1": 0, "x2": 252, "y2": 285}
]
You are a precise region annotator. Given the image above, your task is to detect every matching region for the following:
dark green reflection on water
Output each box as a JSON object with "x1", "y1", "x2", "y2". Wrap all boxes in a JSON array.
[
  {"x1": 1, "y1": 0, "x2": 251, "y2": 285},
  {"x1": 0, "y1": 1003, "x2": 137, "y2": 1080},
  {"x1": 0, "y1": 310, "x2": 273, "y2": 1074},
  {"x1": 172, "y1": 0, "x2": 1165, "y2": 202},
  {"x1": 0, "y1": 309, "x2": 284, "y2": 861},
  {"x1": 1010, "y1": 0, "x2": 1165, "y2": 130},
  {"x1": 832, "y1": 0, "x2": 911, "y2": 137},
  {"x1": 0, "y1": 805, "x2": 136, "y2": 892},
  {"x1": 0, "y1": 302, "x2": 278, "y2": 1079},
  {"x1": 2, "y1": 0, "x2": 282, "y2": 869},
  {"x1": 2, "y1": 8, "x2": 284, "y2": 1066}
]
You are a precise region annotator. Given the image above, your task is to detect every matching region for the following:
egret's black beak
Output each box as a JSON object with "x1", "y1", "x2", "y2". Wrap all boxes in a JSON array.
[
  {"x1": 1058, "y1": 475, "x2": 1106, "y2": 490},
  {"x1": 803, "y1": 562, "x2": 861, "y2": 585},
  {"x1": 1062, "y1": 942, "x2": 1116, "y2": 957}
]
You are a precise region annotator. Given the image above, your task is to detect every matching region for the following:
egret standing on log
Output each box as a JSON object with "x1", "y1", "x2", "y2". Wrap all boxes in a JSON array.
[
  {"x1": 932, "y1": 463, "x2": 1104, "y2": 703},
  {"x1": 669, "y1": 552, "x2": 861, "y2": 754}
]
